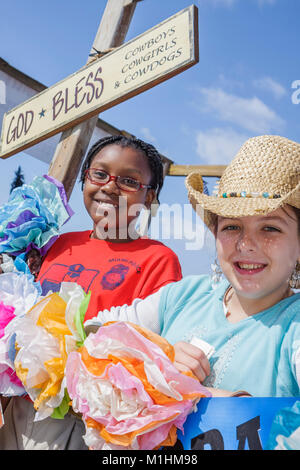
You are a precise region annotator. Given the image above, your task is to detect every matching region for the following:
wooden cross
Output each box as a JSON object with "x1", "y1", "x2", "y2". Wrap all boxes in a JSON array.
[
  {"x1": 48, "y1": 0, "x2": 141, "y2": 199},
  {"x1": 0, "y1": 1, "x2": 201, "y2": 199}
]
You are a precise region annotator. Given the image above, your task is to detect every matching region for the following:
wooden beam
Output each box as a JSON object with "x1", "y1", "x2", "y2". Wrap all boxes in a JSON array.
[
  {"x1": 0, "y1": 57, "x2": 45, "y2": 93},
  {"x1": 167, "y1": 164, "x2": 226, "y2": 178},
  {"x1": 48, "y1": 0, "x2": 140, "y2": 199},
  {"x1": 87, "y1": 0, "x2": 141, "y2": 64}
]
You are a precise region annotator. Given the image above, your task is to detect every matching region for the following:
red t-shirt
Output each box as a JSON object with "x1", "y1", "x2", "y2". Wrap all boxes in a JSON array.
[{"x1": 37, "y1": 231, "x2": 182, "y2": 321}]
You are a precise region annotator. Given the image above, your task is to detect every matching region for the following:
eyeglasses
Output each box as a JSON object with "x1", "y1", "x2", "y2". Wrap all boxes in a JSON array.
[{"x1": 85, "y1": 168, "x2": 154, "y2": 192}]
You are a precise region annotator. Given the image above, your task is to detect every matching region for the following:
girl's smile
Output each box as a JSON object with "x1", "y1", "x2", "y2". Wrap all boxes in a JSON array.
[{"x1": 233, "y1": 261, "x2": 267, "y2": 275}]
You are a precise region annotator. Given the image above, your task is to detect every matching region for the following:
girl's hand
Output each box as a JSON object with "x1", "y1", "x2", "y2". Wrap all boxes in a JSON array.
[{"x1": 174, "y1": 341, "x2": 211, "y2": 382}]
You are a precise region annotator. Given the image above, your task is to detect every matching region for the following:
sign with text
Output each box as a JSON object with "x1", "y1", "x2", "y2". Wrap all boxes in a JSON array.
[
  {"x1": 177, "y1": 397, "x2": 299, "y2": 450},
  {"x1": 0, "y1": 5, "x2": 198, "y2": 159}
]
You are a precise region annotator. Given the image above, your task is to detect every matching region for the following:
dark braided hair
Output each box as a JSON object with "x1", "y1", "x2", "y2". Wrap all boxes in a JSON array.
[{"x1": 80, "y1": 135, "x2": 164, "y2": 203}]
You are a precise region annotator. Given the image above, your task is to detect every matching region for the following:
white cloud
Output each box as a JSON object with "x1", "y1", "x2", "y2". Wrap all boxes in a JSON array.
[
  {"x1": 217, "y1": 73, "x2": 244, "y2": 91},
  {"x1": 253, "y1": 77, "x2": 286, "y2": 99},
  {"x1": 140, "y1": 127, "x2": 157, "y2": 143},
  {"x1": 196, "y1": 127, "x2": 249, "y2": 165},
  {"x1": 197, "y1": 87, "x2": 284, "y2": 133}
]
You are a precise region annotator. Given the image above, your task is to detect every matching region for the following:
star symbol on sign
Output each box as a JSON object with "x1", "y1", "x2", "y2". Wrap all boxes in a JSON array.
[
  {"x1": 39, "y1": 108, "x2": 46, "y2": 118},
  {"x1": 114, "y1": 81, "x2": 120, "y2": 89}
]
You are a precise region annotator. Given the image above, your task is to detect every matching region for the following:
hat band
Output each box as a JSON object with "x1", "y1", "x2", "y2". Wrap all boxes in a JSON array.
[{"x1": 217, "y1": 191, "x2": 281, "y2": 199}]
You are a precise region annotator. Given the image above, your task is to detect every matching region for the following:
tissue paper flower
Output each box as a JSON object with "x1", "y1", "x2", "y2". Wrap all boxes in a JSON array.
[
  {"x1": 0, "y1": 302, "x2": 15, "y2": 338},
  {"x1": 0, "y1": 300, "x2": 23, "y2": 395},
  {"x1": 0, "y1": 174, "x2": 73, "y2": 258},
  {"x1": 0, "y1": 272, "x2": 41, "y2": 396},
  {"x1": 66, "y1": 321, "x2": 210, "y2": 450},
  {"x1": 13, "y1": 282, "x2": 90, "y2": 420}
]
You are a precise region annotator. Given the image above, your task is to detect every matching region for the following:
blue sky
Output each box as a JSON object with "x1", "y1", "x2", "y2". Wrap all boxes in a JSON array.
[{"x1": 0, "y1": 0, "x2": 299, "y2": 276}]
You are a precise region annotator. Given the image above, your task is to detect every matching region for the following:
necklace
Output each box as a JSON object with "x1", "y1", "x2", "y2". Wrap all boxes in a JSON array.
[
  {"x1": 222, "y1": 285, "x2": 294, "y2": 318},
  {"x1": 222, "y1": 286, "x2": 232, "y2": 317}
]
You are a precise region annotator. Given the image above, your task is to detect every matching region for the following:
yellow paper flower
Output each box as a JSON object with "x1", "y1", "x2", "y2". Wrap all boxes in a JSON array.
[{"x1": 14, "y1": 282, "x2": 90, "y2": 420}]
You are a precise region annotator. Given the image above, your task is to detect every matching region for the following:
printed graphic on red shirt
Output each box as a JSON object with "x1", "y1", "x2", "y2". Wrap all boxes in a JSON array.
[
  {"x1": 39, "y1": 261, "x2": 134, "y2": 295},
  {"x1": 101, "y1": 264, "x2": 129, "y2": 290},
  {"x1": 39, "y1": 263, "x2": 99, "y2": 295}
]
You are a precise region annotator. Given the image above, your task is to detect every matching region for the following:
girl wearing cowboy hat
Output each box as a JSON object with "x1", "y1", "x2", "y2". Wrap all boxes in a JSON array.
[{"x1": 85, "y1": 135, "x2": 300, "y2": 397}]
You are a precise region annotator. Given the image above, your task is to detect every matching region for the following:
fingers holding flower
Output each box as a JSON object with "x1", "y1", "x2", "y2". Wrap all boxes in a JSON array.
[{"x1": 174, "y1": 341, "x2": 211, "y2": 383}]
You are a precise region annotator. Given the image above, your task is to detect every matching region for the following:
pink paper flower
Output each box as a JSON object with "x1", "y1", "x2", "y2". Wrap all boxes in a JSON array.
[
  {"x1": 0, "y1": 302, "x2": 15, "y2": 338},
  {"x1": 0, "y1": 301, "x2": 24, "y2": 395},
  {"x1": 0, "y1": 272, "x2": 41, "y2": 397},
  {"x1": 66, "y1": 321, "x2": 210, "y2": 450}
]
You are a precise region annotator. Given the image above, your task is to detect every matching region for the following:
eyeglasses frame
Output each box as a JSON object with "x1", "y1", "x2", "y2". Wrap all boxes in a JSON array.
[{"x1": 85, "y1": 168, "x2": 154, "y2": 193}]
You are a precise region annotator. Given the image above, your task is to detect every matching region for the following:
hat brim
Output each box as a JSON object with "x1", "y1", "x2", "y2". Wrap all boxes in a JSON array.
[{"x1": 185, "y1": 171, "x2": 300, "y2": 230}]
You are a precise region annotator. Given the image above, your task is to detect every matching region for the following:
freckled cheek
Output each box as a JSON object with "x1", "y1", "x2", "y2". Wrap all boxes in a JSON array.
[
  {"x1": 260, "y1": 237, "x2": 280, "y2": 252},
  {"x1": 261, "y1": 237, "x2": 296, "y2": 272},
  {"x1": 260, "y1": 236, "x2": 287, "y2": 255},
  {"x1": 216, "y1": 234, "x2": 237, "y2": 259}
]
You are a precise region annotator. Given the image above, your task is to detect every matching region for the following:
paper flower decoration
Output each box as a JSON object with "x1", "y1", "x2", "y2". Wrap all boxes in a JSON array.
[
  {"x1": 0, "y1": 174, "x2": 73, "y2": 258},
  {"x1": 66, "y1": 321, "x2": 210, "y2": 450},
  {"x1": 13, "y1": 282, "x2": 90, "y2": 421},
  {"x1": 0, "y1": 272, "x2": 41, "y2": 397},
  {"x1": 0, "y1": 300, "x2": 23, "y2": 394}
]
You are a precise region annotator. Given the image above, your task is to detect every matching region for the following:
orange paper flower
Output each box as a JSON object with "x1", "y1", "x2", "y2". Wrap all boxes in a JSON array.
[{"x1": 66, "y1": 321, "x2": 210, "y2": 450}]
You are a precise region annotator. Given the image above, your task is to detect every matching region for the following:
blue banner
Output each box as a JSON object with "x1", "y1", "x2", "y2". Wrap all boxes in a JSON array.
[{"x1": 177, "y1": 397, "x2": 300, "y2": 450}]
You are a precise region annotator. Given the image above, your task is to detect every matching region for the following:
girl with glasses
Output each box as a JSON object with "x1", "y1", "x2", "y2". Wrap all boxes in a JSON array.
[{"x1": 37, "y1": 135, "x2": 182, "y2": 322}]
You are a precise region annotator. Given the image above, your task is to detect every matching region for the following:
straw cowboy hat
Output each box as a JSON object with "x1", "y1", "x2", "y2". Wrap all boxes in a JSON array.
[
  {"x1": 186, "y1": 134, "x2": 300, "y2": 228},
  {"x1": 185, "y1": 134, "x2": 300, "y2": 288}
]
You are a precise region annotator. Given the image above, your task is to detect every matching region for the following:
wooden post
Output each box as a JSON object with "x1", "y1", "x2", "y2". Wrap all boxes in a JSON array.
[
  {"x1": 167, "y1": 164, "x2": 226, "y2": 178},
  {"x1": 47, "y1": 0, "x2": 141, "y2": 199}
]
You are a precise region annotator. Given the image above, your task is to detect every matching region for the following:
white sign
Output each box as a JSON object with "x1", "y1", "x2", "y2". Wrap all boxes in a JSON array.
[{"x1": 0, "y1": 5, "x2": 198, "y2": 159}]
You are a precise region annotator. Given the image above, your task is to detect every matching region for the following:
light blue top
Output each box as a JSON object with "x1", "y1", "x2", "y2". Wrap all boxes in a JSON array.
[{"x1": 158, "y1": 275, "x2": 300, "y2": 397}]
